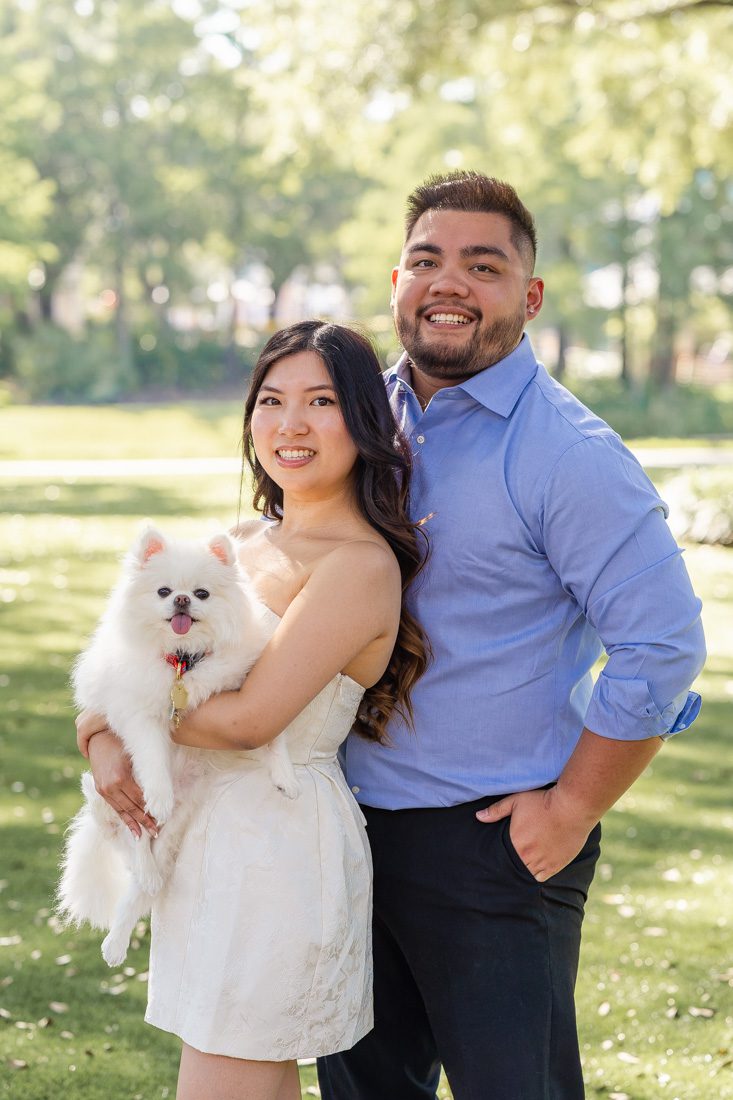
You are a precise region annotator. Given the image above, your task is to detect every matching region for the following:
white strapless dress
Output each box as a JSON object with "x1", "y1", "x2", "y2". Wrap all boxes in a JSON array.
[{"x1": 144, "y1": 611, "x2": 373, "y2": 1060}]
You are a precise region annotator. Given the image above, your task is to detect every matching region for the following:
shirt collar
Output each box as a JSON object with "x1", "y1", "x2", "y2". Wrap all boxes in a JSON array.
[{"x1": 387, "y1": 334, "x2": 539, "y2": 419}]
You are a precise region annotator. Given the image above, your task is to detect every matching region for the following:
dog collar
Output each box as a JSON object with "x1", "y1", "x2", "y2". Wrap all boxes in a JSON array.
[
  {"x1": 165, "y1": 650, "x2": 209, "y2": 729},
  {"x1": 164, "y1": 650, "x2": 209, "y2": 674}
]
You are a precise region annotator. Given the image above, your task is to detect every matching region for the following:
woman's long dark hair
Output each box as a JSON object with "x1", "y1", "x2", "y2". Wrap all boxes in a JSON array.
[{"x1": 242, "y1": 319, "x2": 430, "y2": 743}]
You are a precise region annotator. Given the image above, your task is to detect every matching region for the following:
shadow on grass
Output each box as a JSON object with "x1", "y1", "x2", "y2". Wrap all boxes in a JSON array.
[{"x1": 0, "y1": 481, "x2": 230, "y2": 519}]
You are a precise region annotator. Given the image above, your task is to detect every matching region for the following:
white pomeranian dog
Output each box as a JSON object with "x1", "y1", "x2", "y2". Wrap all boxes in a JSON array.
[{"x1": 58, "y1": 525, "x2": 298, "y2": 967}]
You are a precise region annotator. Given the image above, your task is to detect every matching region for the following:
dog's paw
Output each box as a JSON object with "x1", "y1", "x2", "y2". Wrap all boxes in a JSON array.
[
  {"x1": 144, "y1": 789, "x2": 174, "y2": 825},
  {"x1": 275, "y1": 778, "x2": 300, "y2": 800},
  {"x1": 101, "y1": 931, "x2": 129, "y2": 967}
]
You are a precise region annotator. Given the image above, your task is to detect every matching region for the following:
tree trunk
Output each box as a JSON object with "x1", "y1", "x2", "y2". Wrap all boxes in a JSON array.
[
  {"x1": 648, "y1": 301, "x2": 677, "y2": 387},
  {"x1": 113, "y1": 219, "x2": 136, "y2": 392},
  {"x1": 619, "y1": 257, "x2": 631, "y2": 385},
  {"x1": 225, "y1": 286, "x2": 240, "y2": 380},
  {"x1": 555, "y1": 324, "x2": 568, "y2": 380}
]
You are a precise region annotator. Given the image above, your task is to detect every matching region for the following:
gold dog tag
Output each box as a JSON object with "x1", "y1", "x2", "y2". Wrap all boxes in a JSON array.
[{"x1": 171, "y1": 677, "x2": 189, "y2": 710}]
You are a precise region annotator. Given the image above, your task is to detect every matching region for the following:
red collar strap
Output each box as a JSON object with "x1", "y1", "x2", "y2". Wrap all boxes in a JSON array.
[{"x1": 164, "y1": 651, "x2": 208, "y2": 674}]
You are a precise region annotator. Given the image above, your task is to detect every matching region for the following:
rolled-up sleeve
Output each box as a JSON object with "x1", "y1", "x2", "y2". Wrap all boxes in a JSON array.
[{"x1": 541, "y1": 435, "x2": 706, "y2": 741}]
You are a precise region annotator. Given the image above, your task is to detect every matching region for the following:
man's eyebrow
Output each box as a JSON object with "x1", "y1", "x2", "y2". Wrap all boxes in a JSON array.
[
  {"x1": 259, "y1": 384, "x2": 336, "y2": 393},
  {"x1": 405, "y1": 241, "x2": 510, "y2": 262},
  {"x1": 405, "y1": 242, "x2": 443, "y2": 256},
  {"x1": 460, "y1": 244, "x2": 510, "y2": 263}
]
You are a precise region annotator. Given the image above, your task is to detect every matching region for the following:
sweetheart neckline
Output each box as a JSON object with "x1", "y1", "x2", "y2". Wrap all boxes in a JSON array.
[{"x1": 259, "y1": 603, "x2": 368, "y2": 694}]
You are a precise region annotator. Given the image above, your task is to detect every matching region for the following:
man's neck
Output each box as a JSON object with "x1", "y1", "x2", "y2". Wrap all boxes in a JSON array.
[{"x1": 405, "y1": 361, "x2": 469, "y2": 411}]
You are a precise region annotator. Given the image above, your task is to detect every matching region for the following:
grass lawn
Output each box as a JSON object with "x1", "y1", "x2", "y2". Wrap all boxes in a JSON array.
[
  {"x1": 0, "y1": 403, "x2": 244, "y2": 462},
  {"x1": 1, "y1": 406, "x2": 732, "y2": 1099}
]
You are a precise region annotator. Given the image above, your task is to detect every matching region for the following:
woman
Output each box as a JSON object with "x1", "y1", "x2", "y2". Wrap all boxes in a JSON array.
[{"x1": 76, "y1": 320, "x2": 429, "y2": 1100}]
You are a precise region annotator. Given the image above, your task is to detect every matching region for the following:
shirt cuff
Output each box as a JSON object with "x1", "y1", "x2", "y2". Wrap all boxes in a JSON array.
[{"x1": 584, "y1": 676, "x2": 702, "y2": 741}]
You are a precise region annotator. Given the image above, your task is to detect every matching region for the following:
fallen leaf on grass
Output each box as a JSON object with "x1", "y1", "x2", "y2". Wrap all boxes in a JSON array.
[
  {"x1": 9, "y1": 1059, "x2": 28, "y2": 1069},
  {"x1": 617, "y1": 1051, "x2": 640, "y2": 1064},
  {"x1": 689, "y1": 1006, "x2": 715, "y2": 1018},
  {"x1": 48, "y1": 1002, "x2": 68, "y2": 1013},
  {"x1": 55, "y1": 954, "x2": 72, "y2": 965}
]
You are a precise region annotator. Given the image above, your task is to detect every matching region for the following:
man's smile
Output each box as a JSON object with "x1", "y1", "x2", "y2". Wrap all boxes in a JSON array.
[
  {"x1": 426, "y1": 313, "x2": 471, "y2": 326},
  {"x1": 420, "y1": 305, "x2": 479, "y2": 330}
]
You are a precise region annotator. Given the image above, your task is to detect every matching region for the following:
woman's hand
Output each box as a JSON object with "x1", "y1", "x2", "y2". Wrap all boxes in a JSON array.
[
  {"x1": 76, "y1": 708, "x2": 114, "y2": 758},
  {"x1": 82, "y1": 724, "x2": 159, "y2": 839}
]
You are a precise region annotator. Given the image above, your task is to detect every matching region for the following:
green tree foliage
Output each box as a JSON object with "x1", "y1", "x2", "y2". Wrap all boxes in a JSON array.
[
  {"x1": 328, "y1": 0, "x2": 733, "y2": 380},
  {"x1": 0, "y1": 16, "x2": 55, "y2": 372},
  {"x1": 14, "y1": 0, "x2": 219, "y2": 385},
  {"x1": 0, "y1": 0, "x2": 729, "y2": 397}
]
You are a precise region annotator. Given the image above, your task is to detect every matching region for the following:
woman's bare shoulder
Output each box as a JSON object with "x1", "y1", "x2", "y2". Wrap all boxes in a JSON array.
[
  {"x1": 229, "y1": 518, "x2": 266, "y2": 542},
  {"x1": 315, "y1": 537, "x2": 401, "y2": 593}
]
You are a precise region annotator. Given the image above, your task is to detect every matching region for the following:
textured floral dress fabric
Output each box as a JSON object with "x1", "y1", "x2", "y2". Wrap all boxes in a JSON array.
[{"x1": 145, "y1": 613, "x2": 373, "y2": 1060}]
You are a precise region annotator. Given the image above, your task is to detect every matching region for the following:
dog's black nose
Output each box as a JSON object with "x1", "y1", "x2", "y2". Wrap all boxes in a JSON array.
[{"x1": 173, "y1": 594, "x2": 191, "y2": 609}]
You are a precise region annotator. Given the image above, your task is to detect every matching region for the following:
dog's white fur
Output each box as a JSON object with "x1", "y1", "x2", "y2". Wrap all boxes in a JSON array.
[{"x1": 57, "y1": 526, "x2": 298, "y2": 967}]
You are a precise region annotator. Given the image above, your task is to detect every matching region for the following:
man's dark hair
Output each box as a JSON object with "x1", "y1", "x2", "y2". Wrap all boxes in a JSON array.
[{"x1": 405, "y1": 171, "x2": 537, "y2": 272}]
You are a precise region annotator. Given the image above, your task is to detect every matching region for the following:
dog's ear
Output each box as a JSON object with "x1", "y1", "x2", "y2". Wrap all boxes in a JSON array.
[
  {"x1": 208, "y1": 533, "x2": 236, "y2": 567},
  {"x1": 134, "y1": 526, "x2": 167, "y2": 565}
]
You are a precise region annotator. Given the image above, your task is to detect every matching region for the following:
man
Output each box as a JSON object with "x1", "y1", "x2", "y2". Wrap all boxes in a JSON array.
[{"x1": 317, "y1": 172, "x2": 705, "y2": 1099}]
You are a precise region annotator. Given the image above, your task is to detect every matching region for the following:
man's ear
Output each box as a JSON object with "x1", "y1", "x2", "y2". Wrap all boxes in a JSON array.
[
  {"x1": 390, "y1": 266, "x2": 399, "y2": 307},
  {"x1": 526, "y1": 277, "x2": 544, "y2": 320}
]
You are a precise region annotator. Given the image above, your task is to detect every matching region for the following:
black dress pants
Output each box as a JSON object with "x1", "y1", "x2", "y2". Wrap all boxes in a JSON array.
[{"x1": 318, "y1": 795, "x2": 601, "y2": 1100}]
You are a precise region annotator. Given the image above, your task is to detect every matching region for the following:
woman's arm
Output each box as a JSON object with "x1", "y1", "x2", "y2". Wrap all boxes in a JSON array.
[{"x1": 173, "y1": 540, "x2": 400, "y2": 751}]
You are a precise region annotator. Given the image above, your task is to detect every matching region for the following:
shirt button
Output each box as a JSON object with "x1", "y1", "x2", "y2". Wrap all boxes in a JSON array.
[
  {"x1": 416, "y1": 434, "x2": 425, "y2": 444},
  {"x1": 351, "y1": 785, "x2": 360, "y2": 794}
]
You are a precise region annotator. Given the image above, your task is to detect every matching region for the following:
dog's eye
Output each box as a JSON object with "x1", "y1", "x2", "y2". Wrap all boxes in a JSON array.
[
  {"x1": 157, "y1": 587, "x2": 172, "y2": 598},
  {"x1": 193, "y1": 589, "x2": 210, "y2": 600}
]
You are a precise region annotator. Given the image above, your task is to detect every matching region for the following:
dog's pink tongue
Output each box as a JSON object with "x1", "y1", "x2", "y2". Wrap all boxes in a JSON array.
[{"x1": 171, "y1": 613, "x2": 193, "y2": 636}]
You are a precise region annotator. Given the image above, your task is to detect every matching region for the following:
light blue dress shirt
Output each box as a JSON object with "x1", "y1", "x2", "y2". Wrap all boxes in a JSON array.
[{"x1": 343, "y1": 335, "x2": 706, "y2": 809}]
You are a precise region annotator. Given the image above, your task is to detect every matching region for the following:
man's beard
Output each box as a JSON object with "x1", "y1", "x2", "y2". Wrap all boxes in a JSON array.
[{"x1": 395, "y1": 304, "x2": 526, "y2": 379}]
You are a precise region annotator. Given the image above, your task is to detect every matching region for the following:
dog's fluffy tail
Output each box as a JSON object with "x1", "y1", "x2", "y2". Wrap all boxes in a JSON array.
[{"x1": 56, "y1": 774, "x2": 129, "y2": 930}]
